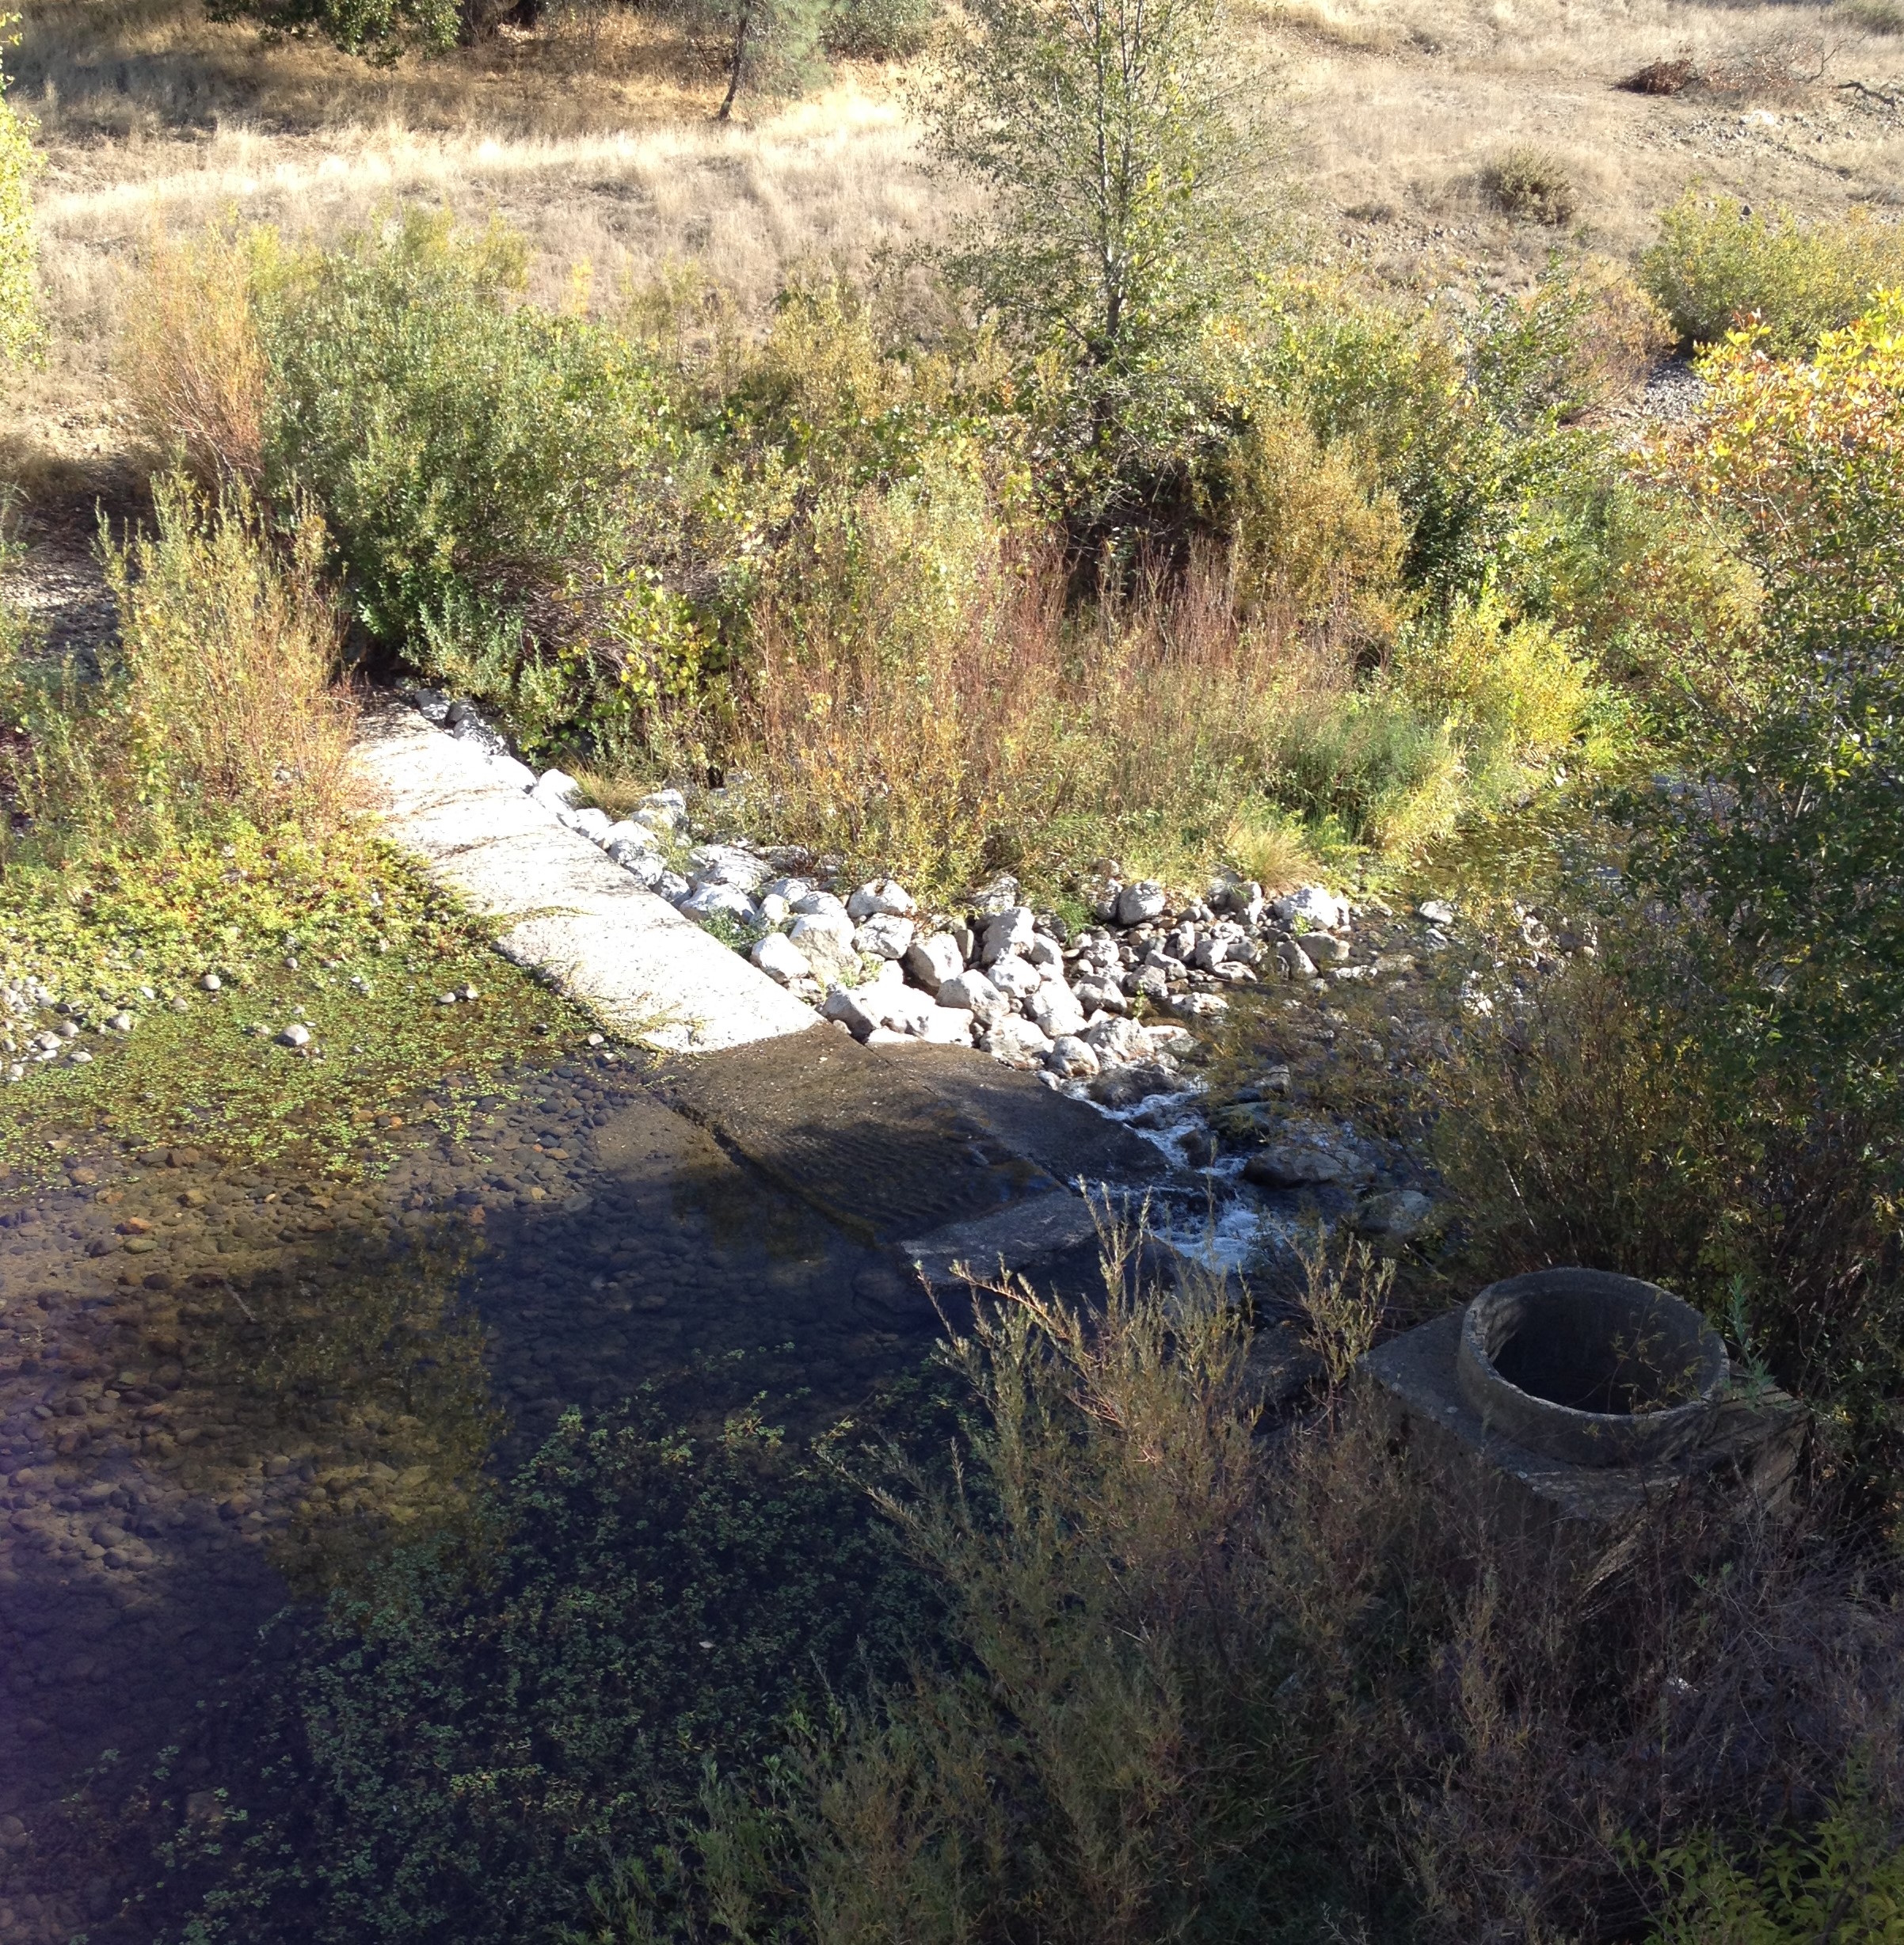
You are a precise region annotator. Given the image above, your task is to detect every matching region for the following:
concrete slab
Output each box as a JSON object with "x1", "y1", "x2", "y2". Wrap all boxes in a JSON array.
[
  {"x1": 659, "y1": 1032, "x2": 1164, "y2": 1255},
  {"x1": 1361, "y1": 1311, "x2": 1807, "y2": 1555},
  {"x1": 350, "y1": 704, "x2": 817, "y2": 1052}
]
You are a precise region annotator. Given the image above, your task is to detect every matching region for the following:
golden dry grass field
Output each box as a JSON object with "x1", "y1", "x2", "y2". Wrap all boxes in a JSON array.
[{"x1": 6, "y1": 0, "x2": 1904, "y2": 481}]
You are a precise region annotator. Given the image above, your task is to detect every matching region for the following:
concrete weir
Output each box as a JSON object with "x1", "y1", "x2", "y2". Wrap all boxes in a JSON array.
[
  {"x1": 352, "y1": 703, "x2": 1170, "y2": 1287},
  {"x1": 350, "y1": 702, "x2": 818, "y2": 1052}
]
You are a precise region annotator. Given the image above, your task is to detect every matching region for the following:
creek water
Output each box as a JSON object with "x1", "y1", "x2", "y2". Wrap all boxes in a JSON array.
[{"x1": 0, "y1": 1052, "x2": 942, "y2": 1943}]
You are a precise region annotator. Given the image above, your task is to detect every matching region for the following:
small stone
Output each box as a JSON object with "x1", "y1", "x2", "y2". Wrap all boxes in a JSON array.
[
  {"x1": 821, "y1": 984, "x2": 885, "y2": 1040},
  {"x1": 1045, "y1": 1034, "x2": 1099, "y2": 1079},
  {"x1": 200, "y1": 973, "x2": 222, "y2": 992},
  {"x1": 1276, "y1": 938, "x2": 1319, "y2": 981},
  {"x1": 276, "y1": 1023, "x2": 311, "y2": 1049},
  {"x1": 1168, "y1": 992, "x2": 1229, "y2": 1020},
  {"x1": 1115, "y1": 881, "x2": 1168, "y2": 927},
  {"x1": 688, "y1": 844, "x2": 768, "y2": 894},
  {"x1": 1417, "y1": 899, "x2": 1456, "y2": 927},
  {"x1": 655, "y1": 870, "x2": 691, "y2": 903},
  {"x1": 846, "y1": 877, "x2": 916, "y2": 921},
  {"x1": 752, "y1": 933, "x2": 813, "y2": 987},
  {"x1": 1353, "y1": 1189, "x2": 1436, "y2": 1239},
  {"x1": 1087, "y1": 1060, "x2": 1181, "y2": 1108},
  {"x1": 1272, "y1": 885, "x2": 1347, "y2": 932},
  {"x1": 681, "y1": 882, "x2": 760, "y2": 926},
  {"x1": 105, "y1": 1012, "x2": 134, "y2": 1033}
]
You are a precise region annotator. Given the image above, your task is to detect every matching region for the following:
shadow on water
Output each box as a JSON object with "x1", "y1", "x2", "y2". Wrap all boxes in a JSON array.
[{"x1": 0, "y1": 1056, "x2": 946, "y2": 1943}]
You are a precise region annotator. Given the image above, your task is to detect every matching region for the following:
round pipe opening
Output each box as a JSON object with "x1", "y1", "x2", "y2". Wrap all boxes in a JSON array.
[{"x1": 1457, "y1": 1269, "x2": 1728, "y2": 1467}]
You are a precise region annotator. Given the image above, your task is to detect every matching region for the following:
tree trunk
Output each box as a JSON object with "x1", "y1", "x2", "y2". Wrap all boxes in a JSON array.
[{"x1": 717, "y1": 0, "x2": 754, "y2": 120}]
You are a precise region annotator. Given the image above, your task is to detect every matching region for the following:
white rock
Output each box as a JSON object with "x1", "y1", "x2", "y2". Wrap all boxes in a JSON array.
[
  {"x1": 854, "y1": 915, "x2": 916, "y2": 961},
  {"x1": 1046, "y1": 1034, "x2": 1099, "y2": 1079},
  {"x1": 757, "y1": 893, "x2": 790, "y2": 928},
  {"x1": 610, "y1": 845, "x2": 668, "y2": 889},
  {"x1": 1168, "y1": 992, "x2": 1229, "y2": 1019},
  {"x1": 979, "y1": 907, "x2": 1038, "y2": 965},
  {"x1": 918, "y1": 1004, "x2": 976, "y2": 1045},
  {"x1": 847, "y1": 877, "x2": 916, "y2": 921},
  {"x1": 878, "y1": 987, "x2": 938, "y2": 1036},
  {"x1": 1277, "y1": 938, "x2": 1319, "y2": 981},
  {"x1": 904, "y1": 932, "x2": 966, "y2": 992},
  {"x1": 566, "y1": 807, "x2": 612, "y2": 842},
  {"x1": 276, "y1": 1022, "x2": 311, "y2": 1048},
  {"x1": 635, "y1": 789, "x2": 686, "y2": 829},
  {"x1": 790, "y1": 909, "x2": 859, "y2": 981},
  {"x1": 763, "y1": 877, "x2": 811, "y2": 904},
  {"x1": 689, "y1": 844, "x2": 767, "y2": 893},
  {"x1": 863, "y1": 1026, "x2": 910, "y2": 1047},
  {"x1": 531, "y1": 768, "x2": 582, "y2": 809},
  {"x1": 489, "y1": 756, "x2": 538, "y2": 790},
  {"x1": 104, "y1": 1011, "x2": 134, "y2": 1033},
  {"x1": 1074, "y1": 980, "x2": 1129, "y2": 1017},
  {"x1": 1418, "y1": 898, "x2": 1457, "y2": 927},
  {"x1": 200, "y1": 972, "x2": 222, "y2": 992},
  {"x1": 1026, "y1": 981, "x2": 1087, "y2": 1040},
  {"x1": 821, "y1": 985, "x2": 884, "y2": 1039},
  {"x1": 655, "y1": 870, "x2": 691, "y2": 904},
  {"x1": 1023, "y1": 933, "x2": 1065, "y2": 976},
  {"x1": 599, "y1": 820, "x2": 661, "y2": 855},
  {"x1": 988, "y1": 953, "x2": 1042, "y2": 999},
  {"x1": 982, "y1": 1015, "x2": 1054, "y2": 1068},
  {"x1": 1083, "y1": 1017, "x2": 1152, "y2": 1066},
  {"x1": 1272, "y1": 884, "x2": 1346, "y2": 932},
  {"x1": 752, "y1": 933, "x2": 813, "y2": 987},
  {"x1": 681, "y1": 883, "x2": 759, "y2": 926},
  {"x1": 791, "y1": 890, "x2": 849, "y2": 919},
  {"x1": 1115, "y1": 881, "x2": 1167, "y2": 927},
  {"x1": 939, "y1": 969, "x2": 1011, "y2": 1026}
]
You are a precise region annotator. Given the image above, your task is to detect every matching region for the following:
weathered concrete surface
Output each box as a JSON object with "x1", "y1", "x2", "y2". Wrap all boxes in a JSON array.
[
  {"x1": 351, "y1": 703, "x2": 817, "y2": 1052},
  {"x1": 1363, "y1": 1311, "x2": 1807, "y2": 1551},
  {"x1": 660, "y1": 1032, "x2": 1163, "y2": 1246}
]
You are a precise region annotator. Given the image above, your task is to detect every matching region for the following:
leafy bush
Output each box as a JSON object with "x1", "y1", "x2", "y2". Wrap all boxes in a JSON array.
[
  {"x1": 1486, "y1": 147, "x2": 1578, "y2": 226},
  {"x1": 1642, "y1": 192, "x2": 1904, "y2": 353},
  {"x1": 822, "y1": 0, "x2": 935, "y2": 56},
  {"x1": 204, "y1": 0, "x2": 464, "y2": 58},
  {"x1": 1649, "y1": 1773, "x2": 1904, "y2": 1943},
  {"x1": 0, "y1": 16, "x2": 39, "y2": 368},
  {"x1": 257, "y1": 212, "x2": 721, "y2": 759}
]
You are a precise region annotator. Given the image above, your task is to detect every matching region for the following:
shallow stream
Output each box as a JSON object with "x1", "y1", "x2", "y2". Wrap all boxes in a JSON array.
[{"x1": 0, "y1": 1051, "x2": 942, "y2": 1943}]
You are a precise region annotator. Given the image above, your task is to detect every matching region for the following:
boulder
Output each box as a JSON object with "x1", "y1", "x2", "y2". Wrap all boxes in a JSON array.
[
  {"x1": 1026, "y1": 981, "x2": 1087, "y2": 1040},
  {"x1": 939, "y1": 969, "x2": 1011, "y2": 1026},
  {"x1": 1045, "y1": 1034, "x2": 1099, "y2": 1079},
  {"x1": 688, "y1": 844, "x2": 768, "y2": 893},
  {"x1": 988, "y1": 953, "x2": 1042, "y2": 1000},
  {"x1": 982, "y1": 1016, "x2": 1054, "y2": 1068},
  {"x1": 790, "y1": 911, "x2": 859, "y2": 983},
  {"x1": 980, "y1": 906, "x2": 1038, "y2": 965},
  {"x1": 821, "y1": 985, "x2": 884, "y2": 1040},
  {"x1": 917, "y1": 1004, "x2": 976, "y2": 1045},
  {"x1": 1242, "y1": 1145, "x2": 1346, "y2": 1189},
  {"x1": 531, "y1": 767, "x2": 582, "y2": 811},
  {"x1": 568, "y1": 807, "x2": 613, "y2": 842},
  {"x1": 680, "y1": 884, "x2": 759, "y2": 926},
  {"x1": 751, "y1": 933, "x2": 813, "y2": 987},
  {"x1": 847, "y1": 877, "x2": 916, "y2": 921},
  {"x1": 1271, "y1": 884, "x2": 1346, "y2": 932},
  {"x1": 1276, "y1": 938, "x2": 1319, "y2": 981},
  {"x1": 1352, "y1": 1189, "x2": 1437, "y2": 1239},
  {"x1": 599, "y1": 820, "x2": 661, "y2": 855},
  {"x1": 1115, "y1": 880, "x2": 1168, "y2": 927},
  {"x1": 904, "y1": 932, "x2": 966, "y2": 992},
  {"x1": 854, "y1": 915, "x2": 916, "y2": 961},
  {"x1": 1083, "y1": 1016, "x2": 1153, "y2": 1066},
  {"x1": 1087, "y1": 1059, "x2": 1180, "y2": 1108}
]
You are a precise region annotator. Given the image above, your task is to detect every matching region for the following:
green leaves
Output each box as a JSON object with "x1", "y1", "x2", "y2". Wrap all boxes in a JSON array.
[{"x1": 0, "y1": 15, "x2": 40, "y2": 368}]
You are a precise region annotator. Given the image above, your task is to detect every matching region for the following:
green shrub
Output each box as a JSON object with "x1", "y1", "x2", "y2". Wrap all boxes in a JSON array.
[
  {"x1": 823, "y1": 0, "x2": 935, "y2": 56},
  {"x1": 1649, "y1": 1772, "x2": 1904, "y2": 1943},
  {"x1": 258, "y1": 213, "x2": 722, "y2": 759},
  {"x1": 204, "y1": 0, "x2": 463, "y2": 59},
  {"x1": 1641, "y1": 192, "x2": 1904, "y2": 354},
  {"x1": 0, "y1": 16, "x2": 40, "y2": 369},
  {"x1": 1487, "y1": 147, "x2": 1578, "y2": 226}
]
